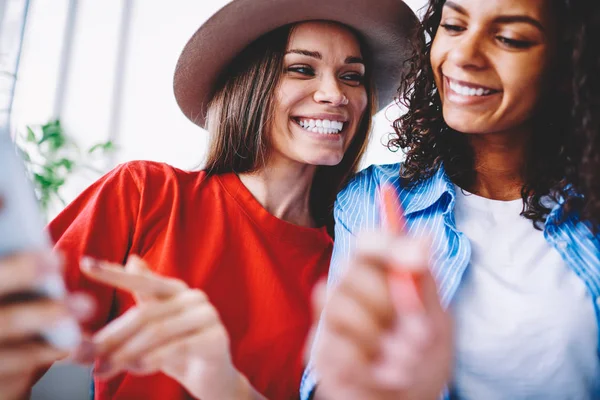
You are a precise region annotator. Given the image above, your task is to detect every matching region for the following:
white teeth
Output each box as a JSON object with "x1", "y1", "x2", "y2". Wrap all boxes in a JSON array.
[
  {"x1": 296, "y1": 118, "x2": 344, "y2": 134},
  {"x1": 449, "y1": 80, "x2": 492, "y2": 96}
]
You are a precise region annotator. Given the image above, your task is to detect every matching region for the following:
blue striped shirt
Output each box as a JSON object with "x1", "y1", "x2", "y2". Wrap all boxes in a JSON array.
[{"x1": 301, "y1": 162, "x2": 600, "y2": 400}]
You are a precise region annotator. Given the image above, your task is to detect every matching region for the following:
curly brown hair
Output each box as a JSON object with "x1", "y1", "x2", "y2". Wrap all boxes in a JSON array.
[
  {"x1": 567, "y1": 1, "x2": 600, "y2": 229},
  {"x1": 391, "y1": 0, "x2": 594, "y2": 229}
]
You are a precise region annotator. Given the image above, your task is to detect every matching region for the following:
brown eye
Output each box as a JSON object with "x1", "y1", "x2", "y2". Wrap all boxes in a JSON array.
[
  {"x1": 287, "y1": 66, "x2": 315, "y2": 76},
  {"x1": 341, "y1": 73, "x2": 364, "y2": 86},
  {"x1": 496, "y1": 36, "x2": 533, "y2": 49},
  {"x1": 440, "y1": 23, "x2": 466, "y2": 33}
]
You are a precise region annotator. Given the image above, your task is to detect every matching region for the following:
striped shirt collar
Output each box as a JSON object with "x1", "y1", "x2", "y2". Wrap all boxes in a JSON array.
[{"x1": 400, "y1": 163, "x2": 455, "y2": 216}]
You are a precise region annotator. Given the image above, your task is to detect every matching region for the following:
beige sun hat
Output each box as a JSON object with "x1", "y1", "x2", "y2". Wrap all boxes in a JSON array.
[{"x1": 173, "y1": 0, "x2": 419, "y2": 128}]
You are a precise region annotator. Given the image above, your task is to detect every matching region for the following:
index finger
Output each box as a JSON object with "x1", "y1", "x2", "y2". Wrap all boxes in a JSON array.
[
  {"x1": 380, "y1": 183, "x2": 407, "y2": 235},
  {"x1": 80, "y1": 257, "x2": 187, "y2": 298},
  {"x1": 379, "y1": 184, "x2": 424, "y2": 311}
]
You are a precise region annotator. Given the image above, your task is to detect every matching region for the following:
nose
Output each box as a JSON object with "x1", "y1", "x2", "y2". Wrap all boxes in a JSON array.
[
  {"x1": 447, "y1": 31, "x2": 487, "y2": 70},
  {"x1": 313, "y1": 74, "x2": 348, "y2": 106}
]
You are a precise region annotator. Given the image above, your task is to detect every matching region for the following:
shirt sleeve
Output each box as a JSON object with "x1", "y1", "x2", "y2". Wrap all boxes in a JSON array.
[{"x1": 47, "y1": 163, "x2": 141, "y2": 332}]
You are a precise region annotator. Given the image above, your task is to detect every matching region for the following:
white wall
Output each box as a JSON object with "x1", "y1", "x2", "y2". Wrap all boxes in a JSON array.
[
  {"x1": 14, "y1": 0, "x2": 428, "y2": 201},
  {"x1": 16, "y1": 0, "x2": 427, "y2": 398}
]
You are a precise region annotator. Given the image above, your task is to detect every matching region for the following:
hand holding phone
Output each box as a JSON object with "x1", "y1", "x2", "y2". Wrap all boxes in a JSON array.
[{"x1": 0, "y1": 132, "x2": 82, "y2": 350}]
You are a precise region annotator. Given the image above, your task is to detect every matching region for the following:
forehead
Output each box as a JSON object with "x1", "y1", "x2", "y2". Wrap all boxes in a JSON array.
[
  {"x1": 287, "y1": 21, "x2": 362, "y2": 55},
  {"x1": 443, "y1": 0, "x2": 553, "y2": 23}
]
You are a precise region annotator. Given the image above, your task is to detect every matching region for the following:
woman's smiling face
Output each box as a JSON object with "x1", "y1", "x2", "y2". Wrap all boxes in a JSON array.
[
  {"x1": 430, "y1": 0, "x2": 557, "y2": 135},
  {"x1": 268, "y1": 21, "x2": 369, "y2": 167}
]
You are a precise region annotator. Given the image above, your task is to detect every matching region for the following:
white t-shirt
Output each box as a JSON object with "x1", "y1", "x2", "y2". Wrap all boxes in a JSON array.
[{"x1": 451, "y1": 186, "x2": 599, "y2": 400}]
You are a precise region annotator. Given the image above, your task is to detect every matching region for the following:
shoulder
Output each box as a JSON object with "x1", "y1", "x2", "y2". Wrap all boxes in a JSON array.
[
  {"x1": 115, "y1": 160, "x2": 203, "y2": 186},
  {"x1": 110, "y1": 160, "x2": 209, "y2": 196}
]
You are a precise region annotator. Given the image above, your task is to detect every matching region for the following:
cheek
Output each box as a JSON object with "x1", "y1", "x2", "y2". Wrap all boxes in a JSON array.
[
  {"x1": 356, "y1": 91, "x2": 368, "y2": 116},
  {"x1": 429, "y1": 35, "x2": 445, "y2": 85},
  {"x1": 276, "y1": 80, "x2": 313, "y2": 111},
  {"x1": 501, "y1": 56, "x2": 551, "y2": 111},
  {"x1": 348, "y1": 91, "x2": 368, "y2": 132},
  {"x1": 274, "y1": 87, "x2": 292, "y2": 119}
]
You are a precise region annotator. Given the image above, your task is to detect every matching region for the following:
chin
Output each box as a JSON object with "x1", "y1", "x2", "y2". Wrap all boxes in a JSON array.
[
  {"x1": 304, "y1": 153, "x2": 344, "y2": 167},
  {"x1": 444, "y1": 113, "x2": 493, "y2": 135}
]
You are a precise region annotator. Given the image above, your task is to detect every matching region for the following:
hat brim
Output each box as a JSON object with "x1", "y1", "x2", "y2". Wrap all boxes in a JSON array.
[{"x1": 173, "y1": 0, "x2": 419, "y2": 128}]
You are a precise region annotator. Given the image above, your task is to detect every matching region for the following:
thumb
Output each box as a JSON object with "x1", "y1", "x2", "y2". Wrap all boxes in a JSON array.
[{"x1": 125, "y1": 255, "x2": 155, "y2": 303}]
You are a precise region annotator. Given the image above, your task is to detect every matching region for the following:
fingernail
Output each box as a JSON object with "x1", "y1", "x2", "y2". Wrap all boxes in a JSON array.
[
  {"x1": 128, "y1": 254, "x2": 142, "y2": 264},
  {"x1": 126, "y1": 255, "x2": 147, "y2": 273}
]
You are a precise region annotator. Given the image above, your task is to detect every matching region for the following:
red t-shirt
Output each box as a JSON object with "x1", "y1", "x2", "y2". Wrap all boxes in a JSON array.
[{"x1": 48, "y1": 161, "x2": 332, "y2": 400}]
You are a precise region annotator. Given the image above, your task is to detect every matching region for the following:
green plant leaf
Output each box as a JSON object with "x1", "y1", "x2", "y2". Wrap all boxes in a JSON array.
[
  {"x1": 26, "y1": 126, "x2": 36, "y2": 142},
  {"x1": 88, "y1": 141, "x2": 115, "y2": 154},
  {"x1": 55, "y1": 158, "x2": 74, "y2": 172},
  {"x1": 19, "y1": 118, "x2": 113, "y2": 218},
  {"x1": 17, "y1": 146, "x2": 31, "y2": 162}
]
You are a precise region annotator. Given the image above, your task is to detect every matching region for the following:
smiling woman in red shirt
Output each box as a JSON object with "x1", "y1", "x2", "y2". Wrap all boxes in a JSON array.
[{"x1": 16, "y1": 0, "x2": 419, "y2": 399}]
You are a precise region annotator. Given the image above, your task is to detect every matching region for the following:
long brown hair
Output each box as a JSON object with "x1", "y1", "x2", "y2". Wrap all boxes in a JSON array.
[{"x1": 204, "y1": 22, "x2": 376, "y2": 235}]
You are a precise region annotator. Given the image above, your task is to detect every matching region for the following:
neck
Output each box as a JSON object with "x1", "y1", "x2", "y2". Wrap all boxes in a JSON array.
[
  {"x1": 238, "y1": 156, "x2": 317, "y2": 227},
  {"x1": 464, "y1": 125, "x2": 531, "y2": 201}
]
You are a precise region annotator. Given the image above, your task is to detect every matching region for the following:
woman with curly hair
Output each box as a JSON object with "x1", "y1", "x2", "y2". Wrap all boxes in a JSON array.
[
  {"x1": 0, "y1": 1, "x2": 419, "y2": 399},
  {"x1": 302, "y1": 0, "x2": 600, "y2": 399}
]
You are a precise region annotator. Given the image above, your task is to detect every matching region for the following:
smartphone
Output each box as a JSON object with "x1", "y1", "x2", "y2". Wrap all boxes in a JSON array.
[{"x1": 0, "y1": 130, "x2": 81, "y2": 350}]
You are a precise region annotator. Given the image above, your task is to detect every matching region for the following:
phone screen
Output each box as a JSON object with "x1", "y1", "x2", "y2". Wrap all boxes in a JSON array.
[{"x1": 0, "y1": 131, "x2": 50, "y2": 256}]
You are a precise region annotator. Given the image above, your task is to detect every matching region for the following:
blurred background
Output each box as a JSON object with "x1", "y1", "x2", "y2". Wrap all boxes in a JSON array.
[{"x1": 1, "y1": 0, "x2": 425, "y2": 398}]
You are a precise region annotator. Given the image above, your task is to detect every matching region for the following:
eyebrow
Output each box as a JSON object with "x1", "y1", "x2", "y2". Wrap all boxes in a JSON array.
[
  {"x1": 443, "y1": 1, "x2": 546, "y2": 33},
  {"x1": 285, "y1": 49, "x2": 364, "y2": 64}
]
